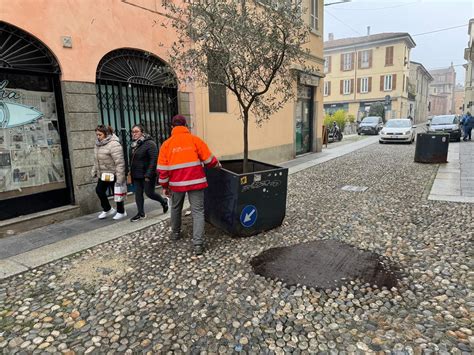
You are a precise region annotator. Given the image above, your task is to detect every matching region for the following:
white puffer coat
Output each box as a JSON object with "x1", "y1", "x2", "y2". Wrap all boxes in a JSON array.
[{"x1": 91, "y1": 134, "x2": 126, "y2": 184}]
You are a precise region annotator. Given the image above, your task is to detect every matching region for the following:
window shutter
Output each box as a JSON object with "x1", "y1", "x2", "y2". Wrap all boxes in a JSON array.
[
  {"x1": 380, "y1": 75, "x2": 384, "y2": 91},
  {"x1": 368, "y1": 50, "x2": 373, "y2": 68},
  {"x1": 351, "y1": 52, "x2": 355, "y2": 70},
  {"x1": 357, "y1": 52, "x2": 362, "y2": 69},
  {"x1": 402, "y1": 74, "x2": 405, "y2": 92},
  {"x1": 368, "y1": 77, "x2": 372, "y2": 92},
  {"x1": 328, "y1": 56, "x2": 332, "y2": 73},
  {"x1": 357, "y1": 78, "x2": 361, "y2": 93},
  {"x1": 350, "y1": 79, "x2": 354, "y2": 94},
  {"x1": 340, "y1": 54, "x2": 344, "y2": 71},
  {"x1": 385, "y1": 46, "x2": 394, "y2": 66},
  {"x1": 340, "y1": 80, "x2": 343, "y2": 94},
  {"x1": 328, "y1": 81, "x2": 331, "y2": 96},
  {"x1": 392, "y1": 74, "x2": 397, "y2": 90}
]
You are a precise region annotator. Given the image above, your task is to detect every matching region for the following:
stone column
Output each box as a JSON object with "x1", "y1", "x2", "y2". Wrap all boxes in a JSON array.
[{"x1": 61, "y1": 81, "x2": 100, "y2": 214}]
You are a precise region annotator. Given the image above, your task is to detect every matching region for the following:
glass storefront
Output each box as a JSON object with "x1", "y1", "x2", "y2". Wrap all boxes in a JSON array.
[
  {"x1": 295, "y1": 85, "x2": 313, "y2": 155},
  {"x1": 0, "y1": 75, "x2": 66, "y2": 200},
  {"x1": 0, "y1": 22, "x2": 72, "y2": 220}
]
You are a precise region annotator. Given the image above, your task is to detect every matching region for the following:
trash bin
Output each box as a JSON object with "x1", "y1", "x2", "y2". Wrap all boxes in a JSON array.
[
  {"x1": 205, "y1": 159, "x2": 288, "y2": 237},
  {"x1": 414, "y1": 132, "x2": 449, "y2": 163}
]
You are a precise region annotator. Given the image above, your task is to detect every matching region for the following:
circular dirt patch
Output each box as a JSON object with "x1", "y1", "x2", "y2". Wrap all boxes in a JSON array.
[{"x1": 251, "y1": 240, "x2": 400, "y2": 290}]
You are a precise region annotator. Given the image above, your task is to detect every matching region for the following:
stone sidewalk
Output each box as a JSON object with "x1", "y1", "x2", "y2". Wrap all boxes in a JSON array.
[
  {"x1": 0, "y1": 135, "x2": 377, "y2": 280},
  {"x1": 429, "y1": 140, "x2": 474, "y2": 203}
]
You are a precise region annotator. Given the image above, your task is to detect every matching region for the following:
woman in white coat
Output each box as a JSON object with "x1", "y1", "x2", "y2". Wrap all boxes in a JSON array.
[{"x1": 91, "y1": 125, "x2": 127, "y2": 220}]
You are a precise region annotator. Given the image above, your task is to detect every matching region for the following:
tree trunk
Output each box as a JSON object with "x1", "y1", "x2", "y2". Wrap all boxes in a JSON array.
[{"x1": 243, "y1": 110, "x2": 249, "y2": 173}]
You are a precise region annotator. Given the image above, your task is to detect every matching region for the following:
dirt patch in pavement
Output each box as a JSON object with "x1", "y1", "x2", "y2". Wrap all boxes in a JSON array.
[
  {"x1": 251, "y1": 240, "x2": 400, "y2": 290},
  {"x1": 62, "y1": 254, "x2": 132, "y2": 286}
]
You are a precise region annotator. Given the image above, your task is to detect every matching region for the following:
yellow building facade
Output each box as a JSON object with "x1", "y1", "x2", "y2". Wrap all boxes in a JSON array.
[
  {"x1": 191, "y1": 0, "x2": 325, "y2": 162},
  {"x1": 323, "y1": 33, "x2": 415, "y2": 121}
]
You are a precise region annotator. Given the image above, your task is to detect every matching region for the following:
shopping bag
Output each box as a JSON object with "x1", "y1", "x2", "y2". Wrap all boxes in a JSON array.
[{"x1": 114, "y1": 183, "x2": 127, "y2": 202}]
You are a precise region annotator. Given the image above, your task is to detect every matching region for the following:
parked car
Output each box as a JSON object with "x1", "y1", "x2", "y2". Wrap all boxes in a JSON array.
[
  {"x1": 426, "y1": 114, "x2": 461, "y2": 142},
  {"x1": 357, "y1": 116, "x2": 384, "y2": 135},
  {"x1": 379, "y1": 119, "x2": 416, "y2": 144}
]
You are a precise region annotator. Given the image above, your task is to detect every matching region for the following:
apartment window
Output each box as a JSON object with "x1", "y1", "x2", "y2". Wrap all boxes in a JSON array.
[
  {"x1": 343, "y1": 79, "x2": 352, "y2": 95},
  {"x1": 341, "y1": 53, "x2": 354, "y2": 71},
  {"x1": 324, "y1": 81, "x2": 331, "y2": 96},
  {"x1": 381, "y1": 74, "x2": 397, "y2": 91},
  {"x1": 360, "y1": 77, "x2": 369, "y2": 93},
  {"x1": 385, "y1": 46, "x2": 394, "y2": 66},
  {"x1": 310, "y1": 0, "x2": 319, "y2": 31},
  {"x1": 359, "y1": 50, "x2": 371, "y2": 69},
  {"x1": 324, "y1": 56, "x2": 331, "y2": 73}
]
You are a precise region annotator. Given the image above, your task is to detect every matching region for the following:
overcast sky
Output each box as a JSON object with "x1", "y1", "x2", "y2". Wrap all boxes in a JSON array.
[{"x1": 324, "y1": 0, "x2": 474, "y2": 84}]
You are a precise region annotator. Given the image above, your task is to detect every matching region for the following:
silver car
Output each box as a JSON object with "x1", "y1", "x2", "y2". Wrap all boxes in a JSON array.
[{"x1": 426, "y1": 115, "x2": 461, "y2": 142}]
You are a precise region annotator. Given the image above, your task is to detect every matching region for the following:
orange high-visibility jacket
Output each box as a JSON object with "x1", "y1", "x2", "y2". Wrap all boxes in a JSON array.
[{"x1": 157, "y1": 126, "x2": 218, "y2": 192}]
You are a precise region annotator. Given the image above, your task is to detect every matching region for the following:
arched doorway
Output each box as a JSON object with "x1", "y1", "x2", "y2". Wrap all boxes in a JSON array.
[
  {"x1": 96, "y1": 49, "x2": 178, "y2": 170},
  {"x1": 0, "y1": 22, "x2": 72, "y2": 220}
]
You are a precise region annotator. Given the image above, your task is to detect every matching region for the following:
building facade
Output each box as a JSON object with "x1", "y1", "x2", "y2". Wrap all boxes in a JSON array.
[
  {"x1": 323, "y1": 32, "x2": 416, "y2": 121},
  {"x1": 193, "y1": 0, "x2": 325, "y2": 162},
  {"x1": 464, "y1": 19, "x2": 474, "y2": 114},
  {"x1": 428, "y1": 65, "x2": 456, "y2": 115},
  {"x1": 454, "y1": 85, "x2": 465, "y2": 115},
  {"x1": 0, "y1": 0, "x2": 324, "y2": 223},
  {"x1": 409, "y1": 61, "x2": 433, "y2": 124}
]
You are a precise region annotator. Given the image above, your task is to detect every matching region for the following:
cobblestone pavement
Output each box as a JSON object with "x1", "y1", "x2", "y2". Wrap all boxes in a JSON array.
[{"x1": 1, "y1": 142, "x2": 472, "y2": 354}]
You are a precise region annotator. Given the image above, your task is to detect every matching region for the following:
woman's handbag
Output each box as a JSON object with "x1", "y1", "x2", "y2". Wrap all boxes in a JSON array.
[
  {"x1": 114, "y1": 183, "x2": 127, "y2": 202},
  {"x1": 100, "y1": 172, "x2": 115, "y2": 182}
]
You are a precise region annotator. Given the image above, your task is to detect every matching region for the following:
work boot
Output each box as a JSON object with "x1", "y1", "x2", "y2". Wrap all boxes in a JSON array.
[
  {"x1": 194, "y1": 244, "x2": 204, "y2": 256},
  {"x1": 171, "y1": 231, "x2": 181, "y2": 241},
  {"x1": 162, "y1": 201, "x2": 169, "y2": 214}
]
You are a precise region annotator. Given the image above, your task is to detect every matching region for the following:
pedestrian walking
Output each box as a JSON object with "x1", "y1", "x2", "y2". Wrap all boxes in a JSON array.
[
  {"x1": 462, "y1": 112, "x2": 473, "y2": 141},
  {"x1": 92, "y1": 125, "x2": 127, "y2": 220},
  {"x1": 129, "y1": 124, "x2": 168, "y2": 222},
  {"x1": 157, "y1": 115, "x2": 221, "y2": 255}
]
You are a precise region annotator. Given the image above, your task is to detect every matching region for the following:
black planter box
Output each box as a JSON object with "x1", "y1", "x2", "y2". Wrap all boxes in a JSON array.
[
  {"x1": 205, "y1": 159, "x2": 288, "y2": 237},
  {"x1": 414, "y1": 133, "x2": 449, "y2": 163}
]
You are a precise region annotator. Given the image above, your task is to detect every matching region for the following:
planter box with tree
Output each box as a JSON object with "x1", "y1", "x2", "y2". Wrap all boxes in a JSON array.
[{"x1": 166, "y1": 0, "x2": 313, "y2": 236}]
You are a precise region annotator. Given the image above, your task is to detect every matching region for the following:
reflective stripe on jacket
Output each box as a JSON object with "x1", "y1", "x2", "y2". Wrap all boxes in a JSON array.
[{"x1": 157, "y1": 126, "x2": 218, "y2": 192}]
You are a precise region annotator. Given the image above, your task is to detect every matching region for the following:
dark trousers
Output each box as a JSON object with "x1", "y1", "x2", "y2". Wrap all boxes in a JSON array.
[
  {"x1": 464, "y1": 126, "x2": 472, "y2": 140},
  {"x1": 96, "y1": 180, "x2": 124, "y2": 213},
  {"x1": 134, "y1": 178, "x2": 167, "y2": 215}
]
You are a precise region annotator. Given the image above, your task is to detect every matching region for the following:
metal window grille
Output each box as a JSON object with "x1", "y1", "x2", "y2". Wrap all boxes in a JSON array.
[{"x1": 96, "y1": 49, "x2": 178, "y2": 172}]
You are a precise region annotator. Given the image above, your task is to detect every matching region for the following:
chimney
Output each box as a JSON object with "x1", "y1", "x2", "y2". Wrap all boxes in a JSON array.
[
  {"x1": 367, "y1": 26, "x2": 371, "y2": 36},
  {"x1": 328, "y1": 33, "x2": 334, "y2": 41}
]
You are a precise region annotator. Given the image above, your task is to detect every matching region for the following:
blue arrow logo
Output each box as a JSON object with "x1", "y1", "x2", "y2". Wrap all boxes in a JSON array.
[{"x1": 240, "y1": 205, "x2": 257, "y2": 228}]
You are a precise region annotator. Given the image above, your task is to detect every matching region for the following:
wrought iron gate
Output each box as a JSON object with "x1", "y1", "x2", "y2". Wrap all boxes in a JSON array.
[{"x1": 95, "y1": 49, "x2": 178, "y2": 171}]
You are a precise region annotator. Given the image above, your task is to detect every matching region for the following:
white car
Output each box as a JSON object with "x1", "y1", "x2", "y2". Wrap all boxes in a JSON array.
[{"x1": 379, "y1": 119, "x2": 416, "y2": 144}]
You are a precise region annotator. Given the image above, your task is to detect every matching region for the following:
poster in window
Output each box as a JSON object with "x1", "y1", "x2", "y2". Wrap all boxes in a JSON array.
[{"x1": 0, "y1": 78, "x2": 66, "y2": 199}]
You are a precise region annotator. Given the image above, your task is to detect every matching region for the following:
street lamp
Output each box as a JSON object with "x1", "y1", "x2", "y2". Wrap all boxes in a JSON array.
[{"x1": 324, "y1": 0, "x2": 351, "y2": 6}]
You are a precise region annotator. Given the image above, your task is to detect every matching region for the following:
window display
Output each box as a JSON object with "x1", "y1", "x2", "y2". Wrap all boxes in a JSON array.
[{"x1": 0, "y1": 77, "x2": 66, "y2": 200}]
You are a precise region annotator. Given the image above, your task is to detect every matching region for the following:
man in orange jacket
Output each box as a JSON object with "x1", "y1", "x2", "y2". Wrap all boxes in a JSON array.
[{"x1": 157, "y1": 115, "x2": 221, "y2": 255}]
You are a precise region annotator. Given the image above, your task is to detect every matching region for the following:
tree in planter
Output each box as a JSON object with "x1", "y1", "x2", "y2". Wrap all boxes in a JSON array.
[
  {"x1": 165, "y1": 0, "x2": 311, "y2": 172},
  {"x1": 369, "y1": 102, "x2": 386, "y2": 122}
]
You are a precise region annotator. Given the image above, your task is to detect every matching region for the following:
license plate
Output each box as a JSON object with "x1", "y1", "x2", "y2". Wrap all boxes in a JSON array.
[{"x1": 393, "y1": 135, "x2": 400, "y2": 138}]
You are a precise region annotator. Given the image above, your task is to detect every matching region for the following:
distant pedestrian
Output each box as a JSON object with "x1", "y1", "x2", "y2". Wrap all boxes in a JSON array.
[
  {"x1": 462, "y1": 112, "x2": 473, "y2": 141},
  {"x1": 157, "y1": 115, "x2": 221, "y2": 256},
  {"x1": 92, "y1": 125, "x2": 127, "y2": 220},
  {"x1": 129, "y1": 124, "x2": 168, "y2": 222}
]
